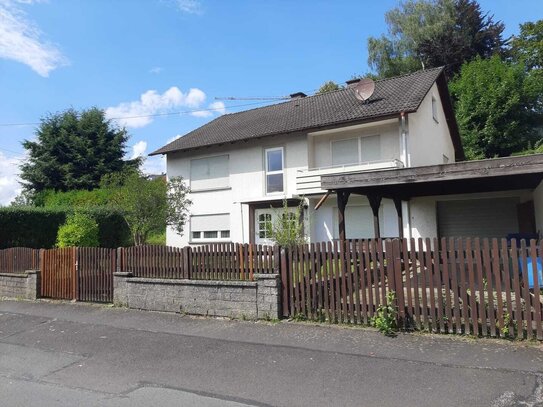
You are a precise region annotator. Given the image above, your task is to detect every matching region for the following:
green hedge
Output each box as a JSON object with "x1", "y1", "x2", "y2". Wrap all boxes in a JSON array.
[{"x1": 0, "y1": 206, "x2": 131, "y2": 249}]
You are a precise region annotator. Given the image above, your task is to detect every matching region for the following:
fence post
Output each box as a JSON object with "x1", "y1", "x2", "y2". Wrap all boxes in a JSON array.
[
  {"x1": 183, "y1": 246, "x2": 191, "y2": 279},
  {"x1": 73, "y1": 247, "x2": 78, "y2": 300},
  {"x1": 279, "y1": 247, "x2": 289, "y2": 318},
  {"x1": 116, "y1": 247, "x2": 123, "y2": 273},
  {"x1": 392, "y1": 239, "x2": 405, "y2": 328}
]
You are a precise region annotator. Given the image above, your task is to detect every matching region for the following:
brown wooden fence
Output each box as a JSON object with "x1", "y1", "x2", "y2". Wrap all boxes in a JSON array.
[
  {"x1": 0, "y1": 247, "x2": 40, "y2": 273},
  {"x1": 119, "y1": 243, "x2": 278, "y2": 280},
  {"x1": 282, "y1": 238, "x2": 543, "y2": 340},
  {"x1": 2, "y1": 239, "x2": 542, "y2": 340},
  {"x1": 121, "y1": 245, "x2": 189, "y2": 279}
]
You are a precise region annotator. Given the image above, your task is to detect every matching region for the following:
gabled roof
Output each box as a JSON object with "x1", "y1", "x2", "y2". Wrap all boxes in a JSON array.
[{"x1": 151, "y1": 67, "x2": 463, "y2": 159}]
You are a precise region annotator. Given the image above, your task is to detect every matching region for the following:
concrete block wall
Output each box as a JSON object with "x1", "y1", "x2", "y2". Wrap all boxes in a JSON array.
[
  {"x1": 113, "y1": 273, "x2": 281, "y2": 320},
  {"x1": 0, "y1": 270, "x2": 40, "y2": 300}
]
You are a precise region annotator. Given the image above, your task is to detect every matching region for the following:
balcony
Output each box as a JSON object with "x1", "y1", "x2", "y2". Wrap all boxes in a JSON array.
[{"x1": 296, "y1": 159, "x2": 404, "y2": 194}]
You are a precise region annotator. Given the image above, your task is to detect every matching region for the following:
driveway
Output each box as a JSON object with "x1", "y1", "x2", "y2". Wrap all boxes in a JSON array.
[{"x1": 0, "y1": 300, "x2": 542, "y2": 407}]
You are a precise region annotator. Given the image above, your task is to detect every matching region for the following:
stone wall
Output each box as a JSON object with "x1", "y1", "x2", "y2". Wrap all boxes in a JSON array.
[
  {"x1": 113, "y1": 272, "x2": 281, "y2": 320},
  {"x1": 0, "y1": 270, "x2": 40, "y2": 300}
]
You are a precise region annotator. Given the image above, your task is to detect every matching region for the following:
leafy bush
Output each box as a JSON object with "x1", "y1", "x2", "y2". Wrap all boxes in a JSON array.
[
  {"x1": 56, "y1": 212, "x2": 99, "y2": 247},
  {"x1": 269, "y1": 199, "x2": 306, "y2": 247},
  {"x1": 0, "y1": 206, "x2": 131, "y2": 248}
]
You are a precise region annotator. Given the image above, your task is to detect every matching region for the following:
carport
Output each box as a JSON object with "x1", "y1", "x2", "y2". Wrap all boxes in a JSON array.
[{"x1": 320, "y1": 154, "x2": 543, "y2": 242}]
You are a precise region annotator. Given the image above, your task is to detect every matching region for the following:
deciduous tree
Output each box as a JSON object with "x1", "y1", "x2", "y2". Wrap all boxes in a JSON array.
[
  {"x1": 449, "y1": 56, "x2": 540, "y2": 159},
  {"x1": 367, "y1": 0, "x2": 506, "y2": 78}
]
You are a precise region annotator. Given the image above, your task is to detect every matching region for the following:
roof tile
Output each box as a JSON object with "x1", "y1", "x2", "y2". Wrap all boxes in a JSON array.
[{"x1": 151, "y1": 67, "x2": 443, "y2": 155}]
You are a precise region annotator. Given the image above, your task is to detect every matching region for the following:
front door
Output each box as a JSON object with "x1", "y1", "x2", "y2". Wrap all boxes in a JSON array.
[{"x1": 255, "y1": 209, "x2": 274, "y2": 245}]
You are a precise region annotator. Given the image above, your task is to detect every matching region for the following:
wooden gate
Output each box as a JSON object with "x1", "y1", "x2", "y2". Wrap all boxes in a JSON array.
[
  {"x1": 77, "y1": 247, "x2": 115, "y2": 303},
  {"x1": 41, "y1": 248, "x2": 76, "y2": 300},
  {"x1": 40, "y1": 247, "x2": 115, "y2": 302}
]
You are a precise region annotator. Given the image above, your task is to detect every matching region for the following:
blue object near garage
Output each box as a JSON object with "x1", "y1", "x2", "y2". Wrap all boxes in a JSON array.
[{"x1": 519, "y1": 257, "x2": 543, "y2": 289}]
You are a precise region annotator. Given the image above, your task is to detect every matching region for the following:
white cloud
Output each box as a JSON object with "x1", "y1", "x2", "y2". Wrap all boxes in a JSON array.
[
  {"x1": 0, "y1": 0, "x2": 68, "y2": 77},
  {"x1": 142, "y1": 155, "x2": 166, "y2": 175},
  {"x1": 149, "y1": 66, "x2": 163, "y2": 74},
  {"x1": 167, "y1": 134, "x2": 181, "y2": 144},
  {"x1": 128, "y1": 140, "x2": 165, "y2": 175},
  {"x1": 209, "y1": 101, "x2": 226, "y2": 115},
  {"x1": 131, "y1": 140, "x2": 147, "y2": 159},
  {"x1": 191, "y1": 100, "x2": 226, "y2": 118},
  {"x1": 106, "y1": 86, "x2": 222, "y2": 128},
  {"x1": 175, "y1": 0, "x2": 202, "y2": 14},
  {"x1": 0, "y1": 151, "x2": 24, "y2": 206}
]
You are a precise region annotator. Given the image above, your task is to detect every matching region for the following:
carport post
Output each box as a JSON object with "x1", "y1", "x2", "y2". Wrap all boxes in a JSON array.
[
  {"x1": 393, "y1": 198, "x2": 404, "y2": 239},
  {"x1": 336, "y1": 190, "x2": 351, "y2": 243},
  {"x1": 367, "y1": 194, "x2": 382, "y2": 239}
]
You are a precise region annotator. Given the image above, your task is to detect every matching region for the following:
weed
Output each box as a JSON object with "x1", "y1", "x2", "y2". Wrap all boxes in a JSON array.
[
  {"x1": 292, "y1": 313, "x2": 308, "y2": 322},
  {"x1": 371, "y1": 291, "x2": 398, "y2": 336},
  {"x1": 499, "y1": 312, "x2": 512, "y2": 337}
]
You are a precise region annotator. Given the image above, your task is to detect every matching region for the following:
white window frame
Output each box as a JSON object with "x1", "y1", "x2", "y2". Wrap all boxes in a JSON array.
[
  {"x1": 191, "y1": 229, "x2": 231, "y2": 242},
  {"x1": 265, "y1": 147, "x2": 284, "y2": 195}
]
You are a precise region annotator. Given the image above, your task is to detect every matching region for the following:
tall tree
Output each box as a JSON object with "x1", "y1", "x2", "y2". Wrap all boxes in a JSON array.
[
  {"x1": 511, "y1": 20, "x2": 543, "y2": 120},
  {"x1": 20, "y1": 108, "x2": 139, "y2": 195},
  {"x1": 449, "y1": 55, "x2": 541, "y2": 159},
  {"x1": 367, "y1": 0, "x2": 506, "y2": 78}
]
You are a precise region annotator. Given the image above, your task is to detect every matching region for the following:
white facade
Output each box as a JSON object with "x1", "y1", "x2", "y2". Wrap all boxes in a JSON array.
[{"x1": 164, "y1": 84, "x2": 540, "y2": 246}]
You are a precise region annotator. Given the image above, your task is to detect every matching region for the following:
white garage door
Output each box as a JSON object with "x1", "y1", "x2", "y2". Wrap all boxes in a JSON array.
[{"x1": 437, "y1": 198, "x2": 519, "y2": 239}]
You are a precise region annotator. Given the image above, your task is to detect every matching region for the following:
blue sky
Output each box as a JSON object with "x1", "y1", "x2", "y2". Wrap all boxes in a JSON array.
[{"x1": 0, "y1": 0, "x2": 541, "y2": 204}]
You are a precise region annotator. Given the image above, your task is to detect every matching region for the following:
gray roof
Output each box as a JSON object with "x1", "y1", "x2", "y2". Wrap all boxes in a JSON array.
[{"x1": 151, "y1": 67, "x2": 445, "y2": 156}]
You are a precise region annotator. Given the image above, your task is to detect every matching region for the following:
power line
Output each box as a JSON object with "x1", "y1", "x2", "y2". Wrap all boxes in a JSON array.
[
  {"x1": 0, "y1": 146, "x2": 24, "y2": 155},
  {"x1": 0, "y1": 100, "x2": 280, "y2": 128}
]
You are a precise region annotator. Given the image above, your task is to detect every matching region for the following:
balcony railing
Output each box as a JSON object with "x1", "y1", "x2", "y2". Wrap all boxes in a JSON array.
[{"x1": 296, "y1": 159, "x2": 404, "y2": 194}]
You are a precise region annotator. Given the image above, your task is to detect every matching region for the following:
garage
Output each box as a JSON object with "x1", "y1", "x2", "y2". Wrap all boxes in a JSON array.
[{"x1": 437, "y1": 197, "x2": 520, "y2": 239}]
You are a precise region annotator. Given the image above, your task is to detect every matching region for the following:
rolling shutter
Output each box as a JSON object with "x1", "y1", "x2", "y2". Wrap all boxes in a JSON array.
[{"x1": 437, "y1": 198, "x2": 519, "y2": 239}]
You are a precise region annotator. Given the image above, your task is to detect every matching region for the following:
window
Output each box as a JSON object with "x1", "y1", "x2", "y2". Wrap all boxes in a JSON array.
[
  {"x1": 331, "y1": 135, "x2": 381, "y2": 166},
  {"x1": 190, "y1": 155, "x2": 229, "y2": 191},
  {"x1": 360, "y1": 135, "x2": 381, "y2": 162},
  {"x1": 432, "y1": 96, "x2": 439, "y2": 123},
  {"x1": 203, "y1": 231, "x2": 218, "y2": 239},
  {"x1": 332, "y1": 138, "x2": 358, "y2": 166},
  {"x1": 258, "y1": 213, "x2": 272, "y2": 239},
  {"x1": 265, "y1": 147, "x2": 284, "y2": 194},
  {"x1": 190, "y1": 214, "x2": 230, "y2": 241}
]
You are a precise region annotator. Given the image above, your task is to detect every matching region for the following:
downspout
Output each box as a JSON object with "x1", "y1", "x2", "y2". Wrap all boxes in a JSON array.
[
  {"x1": 240, "y1": 203, "x2": 245, "y2": 243},
  {"x1": 400, "y1": 112, "x2": 410, "y2": 167},
  {"x1": 400, "y1": 112, "x2": 412, "y2": 240}
]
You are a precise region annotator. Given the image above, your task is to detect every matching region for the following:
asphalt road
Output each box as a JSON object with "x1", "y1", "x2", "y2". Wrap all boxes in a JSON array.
[{"x1": 0, "y1": 300, "x2": 542, "y2": 407}]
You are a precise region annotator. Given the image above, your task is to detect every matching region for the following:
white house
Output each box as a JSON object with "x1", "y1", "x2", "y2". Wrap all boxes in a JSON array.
[{"x1": 151, "y1": 67, "x2": 543, "y2": 247}]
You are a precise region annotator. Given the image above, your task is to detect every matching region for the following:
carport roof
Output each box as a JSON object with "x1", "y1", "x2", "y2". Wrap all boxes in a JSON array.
[{"x1": 320, "y1": 154, "x2": 543, "y2": 200}]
